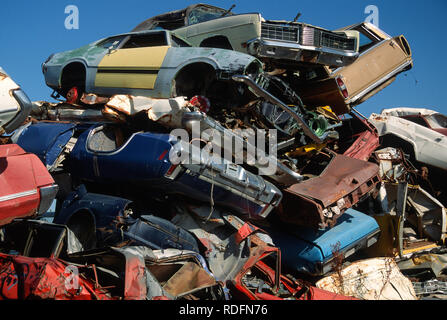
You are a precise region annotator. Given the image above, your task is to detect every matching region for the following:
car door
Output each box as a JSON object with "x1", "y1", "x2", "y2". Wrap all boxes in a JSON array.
[
  {"x1": 94, "y1": 31, "x2": 170, "y2": 91},
  {"x1": 335, "y1": 23, "x2": 412, "y2": 105}
]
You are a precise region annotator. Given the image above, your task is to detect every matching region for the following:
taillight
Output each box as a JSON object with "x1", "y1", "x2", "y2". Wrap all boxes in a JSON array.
[
  {"x1": 336, "y1": 76, "x2": 349, "y2": 99},
  {"x1": 165, "y1": 164, "x2": 178, "y2": 176},
  {"x1": 164, "y1": 164, "x2": 182, "y2": 180}
]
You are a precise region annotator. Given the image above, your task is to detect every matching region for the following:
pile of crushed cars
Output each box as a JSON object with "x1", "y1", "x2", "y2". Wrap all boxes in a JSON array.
[{"x1": 1, "y1": 4, "x2": 446, "y2": 301}]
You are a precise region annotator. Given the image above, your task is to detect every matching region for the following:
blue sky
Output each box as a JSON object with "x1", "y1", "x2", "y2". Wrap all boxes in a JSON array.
[{"x1": 1, "y1": 0, "x2": 446, "y2": 116}]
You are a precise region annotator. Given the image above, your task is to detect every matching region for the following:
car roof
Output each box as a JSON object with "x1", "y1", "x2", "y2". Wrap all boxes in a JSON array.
[
  {"x1": 131, "y1": 3, "x2": 229, "y2": 32},
  {"x1": 93, "y1": 29, "x2": 194, "y2": 47},
  {"x1": 380, "y1": 107, "x2": 441, "y2": 117}
]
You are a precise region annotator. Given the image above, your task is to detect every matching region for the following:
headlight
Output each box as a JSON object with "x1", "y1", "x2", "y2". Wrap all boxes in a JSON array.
[
  {"x1": 42, "y1": 53, "x2": 55, "y2": 73},
  {"x1": 244, "y1": 60, "x2": 263, "y2": 80}
]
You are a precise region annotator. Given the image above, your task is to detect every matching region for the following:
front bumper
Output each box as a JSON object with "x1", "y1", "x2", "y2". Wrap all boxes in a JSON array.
[{"x1": 247, "y1": 38, "x2": 359, "y2": 67}]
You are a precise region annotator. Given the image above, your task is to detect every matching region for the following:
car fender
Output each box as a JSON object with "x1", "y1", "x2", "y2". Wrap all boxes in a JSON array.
[{"x1": 58, "y1": 59, "x2": 93, "y2": 90}]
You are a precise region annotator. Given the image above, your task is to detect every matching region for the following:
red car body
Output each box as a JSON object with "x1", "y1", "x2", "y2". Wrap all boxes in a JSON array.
[
  {"x1": 0, "y1": 253, "x2": 113, "y2": 300},
  {"x1": 0, "y1": 144, "x2": 57, "y2": 226},
  {"x1": 341, "y1": 112, "x2": 380, "y2": 161}
]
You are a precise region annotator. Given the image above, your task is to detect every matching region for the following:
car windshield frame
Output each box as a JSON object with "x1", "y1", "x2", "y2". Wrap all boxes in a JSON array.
[{"x1": 352, "y1": 25, "x2": 382, "y2": 53}]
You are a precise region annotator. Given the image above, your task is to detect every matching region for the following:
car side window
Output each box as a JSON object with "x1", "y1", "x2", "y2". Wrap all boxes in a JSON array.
[
  {"x1": 358, "y1": 32, "x2": 380, "y2": 53},
  {"x1": 402, "y1": 116, "x2": 429, "y2": 127},
  {"x1": 353, "y1": 26, "x2": 381, "y2": 53},
  {"x1": 96, "y1": 36, "x2": 126, "y2": 49},
  {"x1": 121, "y1": 33, "x2": 168, "y2": 49}
]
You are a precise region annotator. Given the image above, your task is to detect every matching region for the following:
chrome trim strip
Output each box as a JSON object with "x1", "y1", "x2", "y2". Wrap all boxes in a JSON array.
[
  {"x1": 0, "y1": 189, "x2": 38, "y2": 203},
  {"x1": 251, "y1": 39, "x2": 359, "y2": 56}
]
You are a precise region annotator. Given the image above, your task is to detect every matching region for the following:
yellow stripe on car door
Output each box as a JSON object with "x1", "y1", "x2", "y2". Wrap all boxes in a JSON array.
[{"x1": 95, "y1": 46, "x2": 169, "y2": 89}]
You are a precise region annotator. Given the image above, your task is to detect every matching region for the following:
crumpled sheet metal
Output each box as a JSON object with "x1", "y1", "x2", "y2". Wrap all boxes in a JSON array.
[
  {"x1": 398, "y1": 252, "x2": 447, "y2": 279},
  {"x1": 343, "y1": 128, "x2": 379, "y2": 161},
  {"x1": 342, "y1": 112, "x2": 380, "y2": 162},
  {"x1": 112, "y1": 246, "x2": 155, "y2": 300},
  {"x1": 171, "y1": 205, "x2": 257, "y2": 283},
  {"x1": 146, "y1": 248, "x2": 224, "y2": 300},
  {"x1": 412, "y1": 279, "x2": 447, "y2": 297},
  {"x1": 279, "y1": 153, "x2": 381, "y2": 229},
  {"x1": 374, "y1": 147, "x2": 407, "y2": 181},
  {"x1": 170, "y1": 205, "x2": 352, "y2": 300},
  {"x1": 104, "y1": 95, "x2": 191, "y2": 128},
  {"x1": 67, "y1": 246, "x2": 166, "y2": 300},
  {"x1": 65, "y1": 246, "x2": 224, "y2": 300},
  {"x1": 0, "y1": 253, "x2": 112, "y2": 300},
  {"x1": 316, "y1": 257, "x2": 418, "y2": 300},
  {"x1": 382, "y1": 183, "x2": 447, "y2": 243}
]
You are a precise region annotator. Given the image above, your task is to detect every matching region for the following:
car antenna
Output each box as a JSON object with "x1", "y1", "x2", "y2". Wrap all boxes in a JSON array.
[
  {"x1": 292, "y1": 12, "x2": 302, "y2": 23},
  {"x1": 221, "y1": 4, "x2": 236, "y2": 17}
]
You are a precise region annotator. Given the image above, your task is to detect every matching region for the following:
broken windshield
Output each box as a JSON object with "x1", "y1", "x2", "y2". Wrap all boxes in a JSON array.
[{"x1": 187, "y1": 6, "x2": 230, "y2": 26}]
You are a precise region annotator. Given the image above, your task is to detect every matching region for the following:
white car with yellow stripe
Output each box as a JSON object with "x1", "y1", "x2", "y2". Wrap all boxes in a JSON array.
[{"x1": 42, "y1": 29, "x2": 263, "y2": 104}]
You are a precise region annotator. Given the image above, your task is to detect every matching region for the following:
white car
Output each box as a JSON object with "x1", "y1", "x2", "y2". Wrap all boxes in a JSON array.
[
  {"x1": 369, "y1": 111, "x2": 447, "y2": 171},
  {"x1": 380, "y1": 107, "x2": 447, "y2": 136},
  {"x1": 0, "y1": 67, "x2": 32, "y2": 134}
]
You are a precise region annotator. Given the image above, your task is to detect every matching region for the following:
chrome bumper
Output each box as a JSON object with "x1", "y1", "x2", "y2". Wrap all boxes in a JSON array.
[{"x1": 247, "y1": 38, "x2": 359, "y2": 67}]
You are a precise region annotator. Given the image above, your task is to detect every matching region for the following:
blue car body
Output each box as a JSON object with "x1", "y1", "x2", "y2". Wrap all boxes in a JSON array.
[
  {"x1": 13, "y1": 122, "x2": 76, "y2": 170},
  {"x1": 54, "y1": 185, "x2": 200, "y2": 253},
  {"x1": 14, "y1": 121, "x2": 282, "y2": 219},
  {"x1": 267, "y1": 208, "x2": 381, "y2": 276}
]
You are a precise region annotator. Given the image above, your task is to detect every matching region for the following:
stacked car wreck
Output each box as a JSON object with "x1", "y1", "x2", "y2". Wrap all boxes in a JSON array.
[{"x1": 1, "y1": 3, "x2": 446, "y2": 301}]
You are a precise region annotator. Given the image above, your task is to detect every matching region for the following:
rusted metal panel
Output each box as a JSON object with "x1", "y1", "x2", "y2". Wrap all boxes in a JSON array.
[{"x1": 279, "y1": 153, "x2": 381, "y2": 229}]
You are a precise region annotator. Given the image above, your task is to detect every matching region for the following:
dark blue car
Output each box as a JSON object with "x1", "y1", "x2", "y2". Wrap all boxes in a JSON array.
[{"x1": 13, "y1": 121, "x2": 282, "y2": 220}]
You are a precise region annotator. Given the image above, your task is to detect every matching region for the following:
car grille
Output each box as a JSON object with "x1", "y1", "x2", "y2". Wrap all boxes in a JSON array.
[
  {"x1": 261, "y1": 23, "x2": 299, "y2": 42},
  {"x1": 261, "y1": 23, "x2": 356, "y2": 52},
  {"x1": 321, "y1": 31, "x2": 356, "y2": 51}
]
